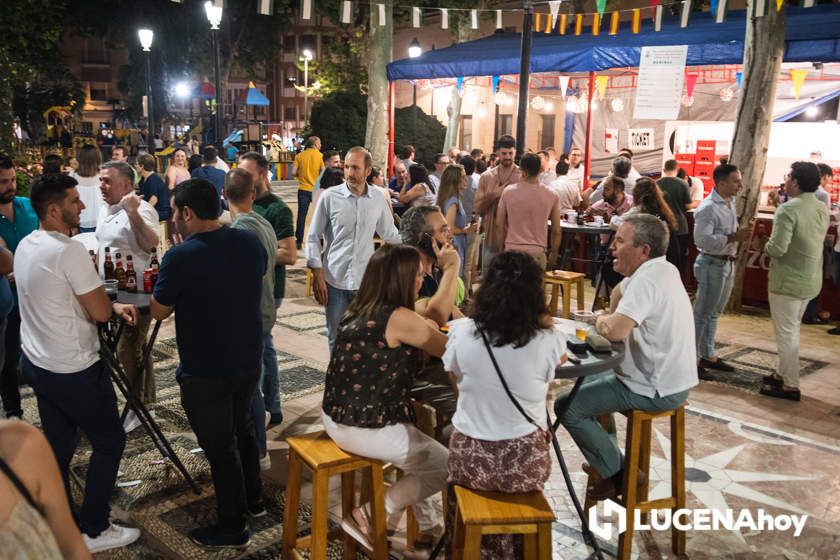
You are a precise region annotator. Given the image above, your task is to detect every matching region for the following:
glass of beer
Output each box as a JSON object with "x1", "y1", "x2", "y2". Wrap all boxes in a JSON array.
[{"x1": 104, "y1": 279, "x2": 118, "y2": 301}]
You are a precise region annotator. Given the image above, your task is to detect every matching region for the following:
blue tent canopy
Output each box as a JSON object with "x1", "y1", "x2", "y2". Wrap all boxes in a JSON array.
[{"x1": 387, "y1": 5, "x2": 840, "y2": 81}]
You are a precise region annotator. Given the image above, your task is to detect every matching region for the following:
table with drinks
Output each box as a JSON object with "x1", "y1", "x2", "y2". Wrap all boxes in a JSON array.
[{"x1": 554, "y1": 212, "x2": 615, "y2": 309}]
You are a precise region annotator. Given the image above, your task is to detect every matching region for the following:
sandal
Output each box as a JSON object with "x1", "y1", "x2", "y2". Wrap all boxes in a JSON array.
[{"x1": 341, "y1": 504, "x2": 375, "y2": 548}]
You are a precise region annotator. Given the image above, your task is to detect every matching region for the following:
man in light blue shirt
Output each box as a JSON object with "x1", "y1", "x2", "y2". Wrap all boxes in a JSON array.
[
  {"x1": 692, "y1": 164, "x2": 753, "y2": 380},
  {"x1": 305, "y1": 147, "x2": 400, "y2": 351}
]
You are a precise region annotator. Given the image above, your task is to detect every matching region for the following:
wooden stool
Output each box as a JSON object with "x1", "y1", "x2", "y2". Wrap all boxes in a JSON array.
[
  {"x1": 543, "y1": 271, "x2": 585, "y2": 318},
  {"x1": 282, "y1": 431, "x2": 388, "y2": 560},
  {"x1": 452, "y1": 486, "x2": 554, "y2": 560},
  {"x1": 583, "y1": 405, "x2": 687, "y2": 560}
]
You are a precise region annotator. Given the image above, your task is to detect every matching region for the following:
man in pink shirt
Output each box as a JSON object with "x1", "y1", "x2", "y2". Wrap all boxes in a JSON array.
[{"x1": 495, "y1": 153, "x2": 563, "y2": 270}]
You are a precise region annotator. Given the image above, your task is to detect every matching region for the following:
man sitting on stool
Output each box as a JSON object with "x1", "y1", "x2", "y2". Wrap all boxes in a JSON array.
[{"x1": 556, "y1": 214, "x2": 697, "y2": 499}]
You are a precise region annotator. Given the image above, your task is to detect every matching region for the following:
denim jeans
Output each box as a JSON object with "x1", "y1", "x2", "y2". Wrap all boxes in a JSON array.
[
  {"x1": 555, "y1": 372, "x2": 689, "y2": 478},
  {"x1": 693, "y1": 254, "x2": 735, "y2": 360},
  {"x1": 261, "y1": 332, "x2": 281, "y2": 417},
  {"x1": 295, "y1": 189, "x2": 313, "y2": 245},
  {"x1": 22, "y1": 356, "x2": 126, "y2": 537},
  {"x1": 1, "y1": 307, "x2": 21, "y2": 418},
  {"x1": 179, "y1": 368, "x2": 261, "y2": 532},
  {"x1": 325, "y1": 284, "x2": 357, "y2": 353},
  {"x1": 250, "y1": 364, "x2": 267, "y2": 458}
]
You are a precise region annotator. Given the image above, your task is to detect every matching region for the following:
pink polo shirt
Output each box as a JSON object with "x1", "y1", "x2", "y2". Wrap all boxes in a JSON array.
[{"x1": 498, "y1": 181, "x2": 560, "y2": 252}]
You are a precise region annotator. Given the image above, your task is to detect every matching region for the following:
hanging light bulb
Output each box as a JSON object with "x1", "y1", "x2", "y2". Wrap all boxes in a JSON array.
[
  {"x1": 530, "y1": 96, "x2": 546, "y2": 110},
  {"x1": 494, "y1": 91, "x2": 508, "y2": 106},
  {"x1": 681, "y1": 95, "x2": 695, "y2": 107},
  {"x1": 610, "y1": 98, "x2": 624, "y2": 112}
]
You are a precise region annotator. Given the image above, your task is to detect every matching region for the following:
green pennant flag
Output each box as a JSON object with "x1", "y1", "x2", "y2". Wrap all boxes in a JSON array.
[{"x1": 596, "y1": 0, "x2": 607, "y2": 16}]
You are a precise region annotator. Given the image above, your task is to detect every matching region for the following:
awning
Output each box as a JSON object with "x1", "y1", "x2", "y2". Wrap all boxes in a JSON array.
[{"x1": 387, "y1": 5, "x2": 840, "y2": 81}]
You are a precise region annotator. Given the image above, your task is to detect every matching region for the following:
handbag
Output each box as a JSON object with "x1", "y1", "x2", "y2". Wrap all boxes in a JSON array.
[{"x1": 478, "y1": 329, "x2": 552, "y2": 444}]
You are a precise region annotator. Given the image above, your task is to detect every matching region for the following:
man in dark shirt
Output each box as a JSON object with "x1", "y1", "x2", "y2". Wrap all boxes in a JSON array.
[
  {"x1": 657, "y1": 159, "x2": 693, "y2": 273},
  {"x1": 151, "y1": 179, "x2": 267, "y2": 549},
  {"x1": 238, "y1": 152, "x2": 296, "y2": 425},
  {"x1": 191, "y1": 146, "x2": 228, "y2": 208}
]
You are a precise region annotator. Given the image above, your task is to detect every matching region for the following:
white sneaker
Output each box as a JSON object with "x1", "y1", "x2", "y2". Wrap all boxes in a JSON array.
[
  {"x1": 123, "y1": 411, "x2": 142, "y2": 434},
  {"x1": 259, "y1": 453, "x2": 271, "y2": 471},
  {"x1": 83, "y1": 524, "x2": 141, "y2": 553}
]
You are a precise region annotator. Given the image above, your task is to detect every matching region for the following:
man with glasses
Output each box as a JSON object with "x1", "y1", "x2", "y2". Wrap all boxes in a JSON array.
[
  {"x1": 566, "y1": 147, "x2": 584, "y2": 191},
  {"x1": 429, "y1": 153, "x2": 450, "y2": 191}
]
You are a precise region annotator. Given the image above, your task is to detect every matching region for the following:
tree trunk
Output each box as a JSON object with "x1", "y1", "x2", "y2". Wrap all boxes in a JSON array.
[
  {"x1": 726, "y1": 5, "x2": 786, "y2": 311},
  {"x1": 443, "y1": 25, "x2": 472, "y2": 152},
  {"x1": 364, "y1": 0, "x2": 392, "y2": 169}
]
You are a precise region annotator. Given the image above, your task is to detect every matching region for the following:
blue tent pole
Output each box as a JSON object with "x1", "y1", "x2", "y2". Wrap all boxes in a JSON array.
[{"x1": 515, "y1": 0, "x2": 533, "y2": 159}]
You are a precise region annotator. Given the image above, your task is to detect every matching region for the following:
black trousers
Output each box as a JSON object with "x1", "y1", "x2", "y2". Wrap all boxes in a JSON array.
[
  {"x1": 22, "y1": 355, "x2": 125, "y2": 537},
  {"x1": 2, "y1": 307, "x2": 22, "y2": 418},
  {"x1": 179, "y1": 368, "x2": 261, "y2": 532},
  {"x1": 295, "y1": 189, "x2": 313, "y2": 245}
]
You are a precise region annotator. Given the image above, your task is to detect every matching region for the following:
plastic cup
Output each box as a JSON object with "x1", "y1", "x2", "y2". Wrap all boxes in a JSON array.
[{"x1": 104, "y1": 279, "x2": 118, "y2": 301}]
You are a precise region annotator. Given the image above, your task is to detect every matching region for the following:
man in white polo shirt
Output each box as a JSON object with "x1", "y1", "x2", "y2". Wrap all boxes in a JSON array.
[
  {"x1": 97, "y1": 160, "x2": 159, "y2": 432},
  {"x1": 16, "y1": 174, "x2": 140, "y2": 553},
  {"x1": 556, "y1": 213, "x2": 697, "y2": 500}
]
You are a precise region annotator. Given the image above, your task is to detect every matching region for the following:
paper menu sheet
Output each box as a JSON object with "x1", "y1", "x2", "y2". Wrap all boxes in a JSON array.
[{"x1": 633, "y1": 45, "x2": 688, "y2": 121}]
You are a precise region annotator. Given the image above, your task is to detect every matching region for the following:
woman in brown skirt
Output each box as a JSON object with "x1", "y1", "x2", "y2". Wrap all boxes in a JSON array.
[{"x1": 442, "y1": 251, "x2": 568, "y2": 558}]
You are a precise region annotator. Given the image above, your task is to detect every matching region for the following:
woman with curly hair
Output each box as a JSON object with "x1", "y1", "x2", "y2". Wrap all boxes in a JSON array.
[
  {"x1": 442, "y1": 251, "x2": 568, "y2": 558},
  {"x1": 321, "y1": 244, "x2": 449, "y2": 550},
  {"x1": 611, "y1": 178, "x2": 682, "y2": 270}
]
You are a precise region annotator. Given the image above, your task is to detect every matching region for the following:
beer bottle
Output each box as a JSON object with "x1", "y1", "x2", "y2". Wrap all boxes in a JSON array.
[
  {"x1": 89, "y1": 250, "x2": 97, "y2": 271},
  {"x1": 115, "y1": 252, "x2": 127, "y2": 290},
  {"x1": 150, "y1": 247, "x2": 159, "y2": 270},
  {"x1": 103, "y1": 248, "x2": 115, "y2": 280},
  {"x1": 125, "y1": 255, "x2": 137, "y2": 293}
]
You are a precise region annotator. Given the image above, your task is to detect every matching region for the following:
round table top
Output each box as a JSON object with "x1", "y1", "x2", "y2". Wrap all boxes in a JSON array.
[
  {"x1": 558, "y1": 220, "x2": 614, "y2": 234},
  {"x1": 553, "y1": 318, "x2": 625, "y2": 379},
  {"x1": 116, "y1": 290, "x2": 151, "y2": 309}
]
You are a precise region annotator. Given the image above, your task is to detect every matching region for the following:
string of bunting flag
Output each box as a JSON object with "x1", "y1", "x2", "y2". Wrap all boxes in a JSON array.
[{"x1": 284, "y1": 0, "x2": 806, "y2": 29}]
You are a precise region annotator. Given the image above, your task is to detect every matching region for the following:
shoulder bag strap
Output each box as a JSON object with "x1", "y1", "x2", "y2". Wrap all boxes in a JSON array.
[
  {"x1": 0, "y1": 456, "x2": 39, "y2": 511},
  {"x1": 478, "y1": 328, "x2": 543, "y2": 432}
]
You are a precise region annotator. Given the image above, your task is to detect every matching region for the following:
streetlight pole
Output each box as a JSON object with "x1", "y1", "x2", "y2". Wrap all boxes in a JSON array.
[
  {"x1": 205, "y1": 2, "x2": 223, "y2": 150},
  {"x1": 138, "y1": 29, "x2": 154, "y2": 148},
  {"x1": 408, "y1": 38, "x2": 422, "y2": 133},
  {"x1": 301, "y1": 49, "x2": 312, "y2": 125}
]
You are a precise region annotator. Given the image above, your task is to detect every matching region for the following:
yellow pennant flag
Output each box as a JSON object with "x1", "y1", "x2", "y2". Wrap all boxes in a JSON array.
[
  {"x1": 609, "y1": 11, "x2": 619, "y2": 35},
  {"x1": 574, "y1": 14, "x2": 583, "y2": 35},
  {"x1": 559, "y1": 14, "x2": 567, "y2": 34},
  {"x1": 776, "y1": 0, "x2": 784, "y2": 10},
  {"x1": 545, "y1": 14, "x2": 553, "y2": 33},
  {"x1": 631, "y1": 9, "x2": 641, "y2": 33},
  {"x1": 592, "y1": 13, "x2": 600, "y2": 36},
  {"x1": 535, "y1": 13, "x2": 542, "y2": 31},
  {"x1": 596, "y1": 75, "x2": 609, "y2": 100},
  {"x1": 790, "y1": 69, "x2": 808, "y2": 99}
]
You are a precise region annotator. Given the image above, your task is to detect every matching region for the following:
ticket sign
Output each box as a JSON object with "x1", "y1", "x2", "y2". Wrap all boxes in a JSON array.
[
  {"x1": 633, "y1": 45, "x2": 688, "y2": 120},
  {"x1": 627, "y1": 128, "x2": 655, "y2": 150}
]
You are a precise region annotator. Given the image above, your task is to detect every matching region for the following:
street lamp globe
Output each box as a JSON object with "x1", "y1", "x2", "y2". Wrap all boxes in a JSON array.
[
  {"x1": 408, "y1": 38, "x2": 422, "y2": 58},
  {"x1": 204, "y1": 1, "x2": 223, "y2": 29},
  {"x1": 302, "y1": 49, "x2": 313, "y2": 61},
  {"x1": 138, "y1": 29, "x2": 154, "y2": 51},
  {"x1": 174, "y1": 82, "x2": 191, "y2": 98}
]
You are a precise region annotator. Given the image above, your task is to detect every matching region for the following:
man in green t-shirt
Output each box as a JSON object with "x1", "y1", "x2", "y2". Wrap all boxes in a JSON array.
[
  {"x1": 657, "y1": 159, "x2": 693, "y2": 274},
  {"x1": 237, "y1": 152, "x2": 297, "y2": 426}
]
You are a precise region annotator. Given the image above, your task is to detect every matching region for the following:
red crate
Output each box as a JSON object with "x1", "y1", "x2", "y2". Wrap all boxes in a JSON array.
[
  {"x1": 701, "y1": 176, "x2": 715, "y2": 196},
  {"x1": 675, "y1": 153, "x2": 695, "y2": 176},
  {"x1": 694, "y1": 160, "x2": 715, "y2": 178},
  {"x1": 696, "y1": 140, "x2": 717, "y2": 163}
]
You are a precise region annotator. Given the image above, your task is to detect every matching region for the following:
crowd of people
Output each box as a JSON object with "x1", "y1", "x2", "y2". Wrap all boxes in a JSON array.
[{"x1": 0, "y1": 127, "x2": 835, "y2": 558}]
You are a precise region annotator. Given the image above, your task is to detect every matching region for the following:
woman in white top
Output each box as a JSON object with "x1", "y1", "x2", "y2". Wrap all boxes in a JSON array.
[
  {"x1": 399, "y1": 164, "x2": 437, "y2": 208},
  {"x1": 69, "y1": 145, "x2": 103, "y2": 232},
  {"x1": 442, "y1": 251, "x2": 567, "y2": 558}
]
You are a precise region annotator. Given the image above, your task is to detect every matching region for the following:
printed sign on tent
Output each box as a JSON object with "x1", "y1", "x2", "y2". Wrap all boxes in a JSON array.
[
  {"x1": 633, "y1": 45, "x2": 687, "y2": 120},
  {"x1": 604, "y1": 128, "x2": 619, "y2": 153},
  {"x1": 627, "y1": 128, "x2": 655, "y2": 150}
]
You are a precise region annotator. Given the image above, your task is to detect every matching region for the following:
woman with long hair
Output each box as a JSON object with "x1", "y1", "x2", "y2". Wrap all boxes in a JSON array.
[
  {"x1": 321, "y1": 244, "x2": 449, "y2": 550},
  {"x1": 442, "y1": 251, "x2": 567, "y2": 558},
  {"x1": 399, "y1": 163, "x2": 437, "y2": 208},
  {"x1": 69, "y1": 145, "x2": 103, "y2": 232},
  {"x1": 435, "y1": 164, "x2": 476, "y2": 277},
  {"x1": 611, "y1": 178, "x2": 682, "y2": 269},
  {"x1": 164, "y1": 149, "x2": 191, "y2": 191}
]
